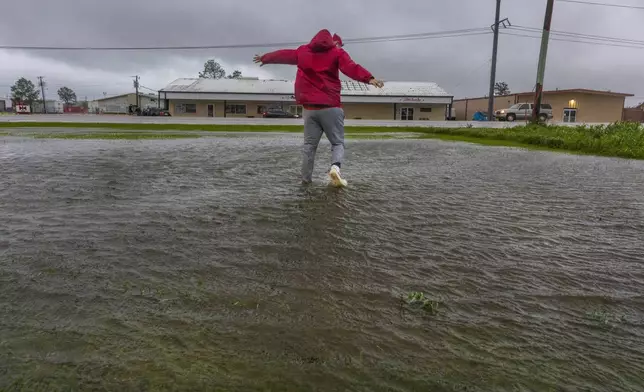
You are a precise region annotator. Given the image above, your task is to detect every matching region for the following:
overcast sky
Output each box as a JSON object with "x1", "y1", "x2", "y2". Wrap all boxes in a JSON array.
[{"x1": 1, "y1": 0, "x2": 642, "y2": 106}]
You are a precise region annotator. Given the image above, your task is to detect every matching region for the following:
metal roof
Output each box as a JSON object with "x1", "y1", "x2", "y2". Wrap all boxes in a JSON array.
[
  {"x1": 160, "y1": 78, "x2": 451, "y2": 97},
  {"x1": 94, "y1": 93, "x2": 158, "y2": 102},
  {"x1": 454, "y1": 88, "x2": 634, "y2": 101}
]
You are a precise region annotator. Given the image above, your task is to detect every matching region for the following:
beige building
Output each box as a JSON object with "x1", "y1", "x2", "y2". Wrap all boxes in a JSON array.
[
  {"x1": 453, "y1": 89, "x2": 633, "y2": 123},
  {"x1": 158, "y1": 78, "x2": 453, "y2": 121},
  {"x1": 92, "y1": 93, "x2": 160, "y2": 114}
]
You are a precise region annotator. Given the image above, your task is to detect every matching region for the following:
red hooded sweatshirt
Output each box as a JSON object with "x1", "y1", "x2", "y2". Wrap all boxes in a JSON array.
[{"x1": 260, "y1": 29, "x2": 374, "y2": 109}]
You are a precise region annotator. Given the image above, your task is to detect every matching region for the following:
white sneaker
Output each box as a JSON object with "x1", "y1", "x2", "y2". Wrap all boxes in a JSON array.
[{"x1": 328, "y1": 165, "x2": 348, "y2": 187}]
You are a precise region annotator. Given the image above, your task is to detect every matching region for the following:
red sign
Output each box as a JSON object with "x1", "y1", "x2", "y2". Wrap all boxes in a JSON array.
[{"x1": 15, "y1": 105, "x2": 30, "y2": 114}]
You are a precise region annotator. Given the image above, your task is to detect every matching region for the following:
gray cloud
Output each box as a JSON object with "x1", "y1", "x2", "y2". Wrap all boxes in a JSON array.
[{"x1": 1, "y1": 0, "x2": 642, "y2": 105}]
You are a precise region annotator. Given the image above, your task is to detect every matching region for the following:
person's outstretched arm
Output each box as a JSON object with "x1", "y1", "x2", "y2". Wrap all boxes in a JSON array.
[
  {"x1": 338, "y1": 50, "x2": 384, "y2": 87},
  {"x1": 253, "y1": 50, "x2": 298, "y2": 66}
]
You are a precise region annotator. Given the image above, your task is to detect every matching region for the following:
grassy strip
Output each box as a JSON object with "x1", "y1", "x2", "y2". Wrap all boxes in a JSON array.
[
  {"x1": 3, "y1": 121, "x2": 644, "y2": 159},
  {"x1": 33, "y1": 132, "x2": 202, "y2": 140},
  {"x1": 0, "y1": 122, "x2": 439, "y2": 133},
  {"x1": 0, "y1": 122, "x2": 305, "y2": 133},
  {"x1": 422, "y1": 122, "x2": 644, "y2": 159},
  {"x1": 31, "y1": 132, "x2": 406, "y2": 140}
]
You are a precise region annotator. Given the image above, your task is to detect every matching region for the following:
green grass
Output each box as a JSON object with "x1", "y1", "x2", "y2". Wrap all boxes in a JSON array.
[
  {"x1": 420, "y1": 122, "x2": 644, "y2": 159},
  {"x1": 586, "y1": 308, "x2": 627, "y2": 327},
  {"x1": 404, "y1": 292, "x2": 441, "y2": 315},
  {"x1": 0, "y1": 121, "x2": 425, "y2": 134},
  {"x1": 0, "y1": 122, "x2": 305, "y2": 133},
  {"x1": 32, "y1": 132, "x2": 202, "y2": 140},
  {"x1": 3, "y1": 121, "x2": 644, "y2": 159},
  {"x1": 29, "y1": 132, "x2": 406, "y2": 141}
]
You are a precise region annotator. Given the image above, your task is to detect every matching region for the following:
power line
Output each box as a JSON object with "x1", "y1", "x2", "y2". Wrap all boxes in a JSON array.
[
  {"x1": 0, "y1": 28, "x2": 491, "y2": 51},
  {"x1": 452, "y1": 58, "x2": 492, "y2": 91},
  {"x1": 512, "y1": 25, "x2": 644, "y2": 46},
  {"x1": 346, "y1": 29, "x2": 491, "y2": 45},
  {"x1": 557, "y1": 0, "x2": 644, "y2": 10},
  {"x1": 501, "y1": 31, "x2": 644, "y2": 50},
  {"x1": 138, "y1": 85, "x2": 158, "y2": 93}
]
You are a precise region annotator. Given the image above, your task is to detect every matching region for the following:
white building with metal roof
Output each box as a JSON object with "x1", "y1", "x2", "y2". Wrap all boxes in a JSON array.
[
  {"x1": 159, "y1": 77, "x2": 453, "y2": 121},
  {"x1": 92, "y1": 93, "x2": 160, "y2": 114}
]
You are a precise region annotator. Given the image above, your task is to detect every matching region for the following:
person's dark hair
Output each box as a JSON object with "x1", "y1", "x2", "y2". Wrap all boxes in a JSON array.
[{"x1": 332, "y1": 33, "x2": 344, "y2": 47}]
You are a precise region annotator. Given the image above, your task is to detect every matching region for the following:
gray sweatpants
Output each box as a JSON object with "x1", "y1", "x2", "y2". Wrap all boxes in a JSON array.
[{"x1": 301, "y1": 107, "x2": 345, "y2": 183}]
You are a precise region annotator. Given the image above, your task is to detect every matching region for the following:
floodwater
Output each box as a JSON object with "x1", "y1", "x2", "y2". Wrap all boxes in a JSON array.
[{"x1": 1, "y1": 134, "x2": 644, "y2": 391}]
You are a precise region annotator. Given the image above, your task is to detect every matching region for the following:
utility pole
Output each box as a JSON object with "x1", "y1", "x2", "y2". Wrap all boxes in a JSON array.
[
  {"x1": 37, "y1": 76, "x2": 46, "y2": 114},
  {"x1": 532, "y1": 0, "x2": 555, "y2": 122},
  {"x1": 486, "y1": 4, "x2": 511, "y2": 121},
  {"x1": 132, "y1": 75, "x2": 140, "y2": 111},
  {"x1": 487, "y1": 0, "x2": 502, "y2": 122}
]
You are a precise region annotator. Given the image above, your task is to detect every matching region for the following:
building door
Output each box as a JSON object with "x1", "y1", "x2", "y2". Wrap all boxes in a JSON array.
[
  {"x1": 289, "y1": 105, "x2": 303, "y2": 117},
  {"x1": 563, "y1": 108, "x2": 577, "y2": 123},
  {"x1": 401, "y1": 107, "x2": 414, "y2": 121},
  {"x1": 207, "y1": 104, "x2": 214, "y2": 117}
]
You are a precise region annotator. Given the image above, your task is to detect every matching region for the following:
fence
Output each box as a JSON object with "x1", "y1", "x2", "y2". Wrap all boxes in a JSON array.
[{"x1": 623, "y1": 108, "x2": 644, "y2": 123}]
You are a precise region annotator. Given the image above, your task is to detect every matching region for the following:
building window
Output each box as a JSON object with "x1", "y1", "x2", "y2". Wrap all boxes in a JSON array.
[
  {"x1": 257, "y1": 105, "x2": 268, "y2": 114},
  {"x1": 419, "y1": 107, "x2": 432, "y2": 113},
  {"x1": 401, "y1": 107, "x2": 414, "y2": 121},
  {"x1": 563, "y1": 108, "x2": 577, "y2": 123},
  {"x1": 175, "y1": 103, "x2": 197, "y2": 114},
  {"x1": 226, "y1": 104, "x2": 247, "y2": 114},
  {"x1": 289, "y1": 105, "x2": 303, "y2": 117}
]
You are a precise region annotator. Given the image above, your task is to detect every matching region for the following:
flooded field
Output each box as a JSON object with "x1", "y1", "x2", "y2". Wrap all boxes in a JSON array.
[{"x1": 1, "y1": 134, "x2": 643, "y2": 391}]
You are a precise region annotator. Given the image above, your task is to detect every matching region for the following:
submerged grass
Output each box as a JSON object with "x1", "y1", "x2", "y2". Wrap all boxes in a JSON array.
[
  {"x1": 404, "y1": 291, "x2": 441, "y2": 315},
  {"x1": 3, "y1": 121, "x2": 644, "y2": 159},
  {"x1": 585, "y1": 308, "x2": 627, "y2": 329}
]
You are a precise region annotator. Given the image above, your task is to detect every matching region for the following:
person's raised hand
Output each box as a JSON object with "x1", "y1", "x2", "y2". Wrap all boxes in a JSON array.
[
  {"x1": 369, "y1": 78, "x2": 384, "y2": 88},
  {"x1": 253, "y1": 54, "x2": 264, "y2": 66}
]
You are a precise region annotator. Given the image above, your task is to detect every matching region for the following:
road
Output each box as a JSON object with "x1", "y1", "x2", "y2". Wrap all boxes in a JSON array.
[{"x1": 0, "y1": 114, "x2": 609, "y2": 128}]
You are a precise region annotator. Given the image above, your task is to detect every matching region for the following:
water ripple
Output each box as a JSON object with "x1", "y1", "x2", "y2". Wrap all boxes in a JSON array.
[{"x1": 1, "y1": 136, "x2": 643, "y2": 391}]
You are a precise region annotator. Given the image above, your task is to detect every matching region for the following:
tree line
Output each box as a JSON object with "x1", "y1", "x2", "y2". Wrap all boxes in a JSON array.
[
  {"x1": 10, "y1": 59, "x2": 240, "y2": 108},
  {"x1": 10, "y1": 72, "x2": 508, "y2": 109},
  {"x1": 198, "y1": 59, "x2": 242, "y2": 79},
  {"x1": 10, "y1": 77, "x2": 78, "y2": 106}
]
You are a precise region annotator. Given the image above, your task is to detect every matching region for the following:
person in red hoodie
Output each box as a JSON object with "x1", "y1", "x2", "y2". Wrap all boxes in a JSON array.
[{"x1": 254, "y1": 29, "x2": 384, "y2": 187}]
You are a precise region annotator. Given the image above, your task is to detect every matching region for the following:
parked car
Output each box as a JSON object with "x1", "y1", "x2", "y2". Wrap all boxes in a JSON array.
[
  {"x1": 141, "y1": 107, "x2": 171, "y2": 116},
  {"x1": 495, "y1": 103, "x2": 553, "y2": 122},
  {"x1": 262, "y1": 109, "x2": 300, "y2": 118}
]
